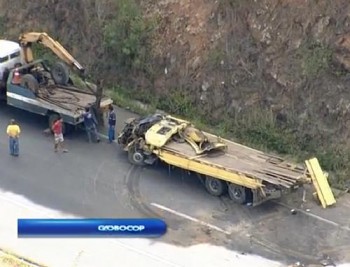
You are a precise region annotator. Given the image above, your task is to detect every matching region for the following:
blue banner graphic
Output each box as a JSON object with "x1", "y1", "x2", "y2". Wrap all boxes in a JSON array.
[{"x1": 18, "y1": 218, "x2": 167, "y2": 237}]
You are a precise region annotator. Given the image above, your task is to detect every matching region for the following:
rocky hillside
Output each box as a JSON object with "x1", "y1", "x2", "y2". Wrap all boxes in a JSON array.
[{"x1": 1, "y1": 0, "x2": 350, "y2": 187}]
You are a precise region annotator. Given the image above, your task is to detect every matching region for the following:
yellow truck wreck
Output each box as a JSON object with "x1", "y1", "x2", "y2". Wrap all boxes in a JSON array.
[{"x1": 117, "y1": 113, "x2": 335, "y2": 207}]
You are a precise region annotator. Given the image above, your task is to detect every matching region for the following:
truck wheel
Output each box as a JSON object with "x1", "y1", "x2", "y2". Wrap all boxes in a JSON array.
[
  {"x1": 128, "y1": 147, "x2": 145, "y2": 166},
  {"x1": 21, "y1": 74, "x2": 39, "y2": 95},
  {"x1": 205, "y1": 176, "x2": 227, "y2": 197},
  {"x1": 228, "y1": 184, "x2": 247, "y2": 204},
  {"x1": 51, "y1": 62, "x2": 69, "y2": 85}
]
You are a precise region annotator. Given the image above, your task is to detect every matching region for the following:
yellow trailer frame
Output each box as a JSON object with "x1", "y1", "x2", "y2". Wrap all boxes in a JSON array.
[
  {"x1": 119, "y1": 114, "x2": 336, "y2": 207},
  {"x1": 154, "y1": 148, "x2": 262, "y2": 189}
]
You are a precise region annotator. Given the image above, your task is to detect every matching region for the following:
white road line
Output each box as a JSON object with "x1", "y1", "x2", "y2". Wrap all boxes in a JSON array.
[
  {"x1": 0, "y1": 194, "x2": 60, "y2": 219},
  {"x1": 150, "y1": 203, "x2": 231, "y2": 235},
  {"x1": 275, "y1": 202, "x2": 350, "y2": 232},
  {"x1": 0, "y1": 250, "x2": 41, "y2": 267},
  {"x1": 109, "y1": 240, "x2": 182, "y2": 267}
]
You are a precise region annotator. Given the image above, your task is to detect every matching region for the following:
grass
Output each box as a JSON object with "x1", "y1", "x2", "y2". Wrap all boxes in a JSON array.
[
  {"x1": 298, "y1": 41, "x2": 333, "y2": 78},
  {"x1": 109, "y1": 87, "x2": 350, "y2": 190}
]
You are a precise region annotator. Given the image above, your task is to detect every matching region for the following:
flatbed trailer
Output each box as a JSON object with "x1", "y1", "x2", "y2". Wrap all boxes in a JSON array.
[
  {"x1": 3, "y1": 60, "x2": 112, "y2": 131},
  {"x1": 161, "y1": 134, "x2": 307, "y2": 187},
  {"x1": 118, "y1": 114, "x2": 336, "y2": 207}
]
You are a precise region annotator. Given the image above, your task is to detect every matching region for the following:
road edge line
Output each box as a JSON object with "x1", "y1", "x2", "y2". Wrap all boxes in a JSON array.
[
  {"x1": 150, "y1": 203, "x2": 231, "y2": 235},
  {"x1": 275, "y1": 202, "x2": 350, "y2": 232},
  {"x1": 110, "y1": 240, "x2": 183, "y2": 267},
  {"x1": 0, "y1": 248, "x2": 46, "y2": 267}
]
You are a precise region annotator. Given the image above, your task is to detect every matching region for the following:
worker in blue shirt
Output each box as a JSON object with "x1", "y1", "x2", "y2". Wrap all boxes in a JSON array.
[
  {"x1": 107, "y1": 104, "x2": 116, "y2": 143},
  {"x1": 83, "y1": 107, "x2": 100, "y2": 143}
]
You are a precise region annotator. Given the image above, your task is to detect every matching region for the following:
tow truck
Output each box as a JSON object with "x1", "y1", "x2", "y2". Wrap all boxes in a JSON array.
[
  {"x1": 118, "y1": 113, "x2": 337, "y2": 207},
  {"x1": 0, "y1": 32, "x2": 112, "y2": 132}
]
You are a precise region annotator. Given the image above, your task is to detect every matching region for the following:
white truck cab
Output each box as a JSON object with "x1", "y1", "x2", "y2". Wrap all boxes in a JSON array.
[{"x1": 0, "y1": 40, "x2": 22, "y2": 81}]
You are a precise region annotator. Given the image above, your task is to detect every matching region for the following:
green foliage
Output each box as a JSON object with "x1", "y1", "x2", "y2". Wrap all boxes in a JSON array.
[
  {"x1": 223, "y1": 0, "x2": 249, "y2": 8},
  {"x1": 299, "y1": 41, "x2": 332, "y2": 78},
  {"x1": 208, "y1": 48, "x2": 225, "y2": 68},
  {"x1": 331, "y1": 66, "x2": 348, "y2": 77},
  {"x1": 102, "y1": 0, "x2": 156, "y2": 73},
  {"x1": 156, "y1": 90, "x2": 196, "y2": 117},
  {"x1": 31, "y1": 43, "x2": 56, "y2": 65},
  {"x1": 109, "y1": 85, "x2": 350, "y2": 189},
  {"x1": 109, "y1": 87, "x2": 157, "y2": 115},
  {"x1": 69, "y1": 73, "x2": 88, "y2": 88}
]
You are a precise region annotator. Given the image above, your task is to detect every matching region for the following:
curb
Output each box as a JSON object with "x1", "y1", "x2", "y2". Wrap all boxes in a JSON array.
[{"x1": 0, "y1": 248, "x2": 46, "y2": 267}]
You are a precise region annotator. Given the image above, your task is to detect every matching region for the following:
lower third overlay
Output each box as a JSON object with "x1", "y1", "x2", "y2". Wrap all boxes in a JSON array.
[{"x1": 18, "y1": 218, "x2": 167, "y2": 238}]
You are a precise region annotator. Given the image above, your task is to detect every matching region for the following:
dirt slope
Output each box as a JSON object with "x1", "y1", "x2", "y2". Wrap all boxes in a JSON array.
[
  {"x1": 143, "y1": 0, "x2": 350, "y2": 131},
  {"x1": 1, "y1": 0, "x2": 350, "y2": 183}
]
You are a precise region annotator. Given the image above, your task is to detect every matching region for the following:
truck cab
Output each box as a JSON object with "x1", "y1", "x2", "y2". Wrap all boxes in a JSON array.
[{"x1": 0, "y1": 40, "x2": 22, "y2": 95}]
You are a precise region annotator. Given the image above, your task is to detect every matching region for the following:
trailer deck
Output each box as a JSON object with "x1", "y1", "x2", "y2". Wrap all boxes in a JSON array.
[
  {"x1": 36, "y1": 85, "x2": 112, "y2": 114},
  {"x1": 163, "y1": 133, "x2": 308, "y2": 188},
  {"x1": 118, "y1": 113, "x2": 336, "y2": 207}
]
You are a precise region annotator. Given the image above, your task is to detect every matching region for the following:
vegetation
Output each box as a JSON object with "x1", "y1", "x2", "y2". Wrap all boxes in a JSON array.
[
  {"x1": 31, "y1": 43, "x2": 56, "y2": 66},
  {"x1": 299, "y1": 41, "x2": 333, "y2": 78},
  {"x1": 30, "y1": 2, "x2": 348, "y2": 189},
  {"x1": 11, "y1": 0, "x2": 348, "y2": 190},
  {"x1": 0, "y1": 16, "x2": 5, "y2": 33},
  {"x1": 102, "y1": 0, "x2": 156, "y2": 75},
  {"x1": 110, "y1": 86, "x2": 350, "y2": 190}
]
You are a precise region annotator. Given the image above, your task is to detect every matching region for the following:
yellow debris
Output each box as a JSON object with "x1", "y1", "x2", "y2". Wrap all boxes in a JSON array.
[{"x1": 305, "y1": 158, "x2": 336, "y2": 208}]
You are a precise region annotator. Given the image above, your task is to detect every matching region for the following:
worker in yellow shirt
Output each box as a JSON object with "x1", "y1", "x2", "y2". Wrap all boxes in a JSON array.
[{"x1": 6, "y1": 119, "x2": 21, "y2": 156}]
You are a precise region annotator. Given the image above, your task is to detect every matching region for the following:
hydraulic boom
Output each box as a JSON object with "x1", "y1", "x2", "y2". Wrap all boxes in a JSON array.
[{"x1": 19, "y1": 32, "x2": 86, "y2": 78}]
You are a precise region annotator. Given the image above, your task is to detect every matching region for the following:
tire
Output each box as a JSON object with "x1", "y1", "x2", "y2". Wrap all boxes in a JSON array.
[
  {"x1": 20, "y1": 74, "x2": 39, "y2": 94},
  {"x1": 204, "y1": 176, "x2": 227, "y2": 197},
  {"x1": 128, "y1": 146, "x2": 145, "y2": 166},
  {"x1": 51, "y1": 62, "x2": 69, "y2": 85},
  {"x1": 228, "y1": 184, "x2": 247, "y2": 204},
  {"x1": 2, "y1": 68, "x2": 10, "y2": 83}
]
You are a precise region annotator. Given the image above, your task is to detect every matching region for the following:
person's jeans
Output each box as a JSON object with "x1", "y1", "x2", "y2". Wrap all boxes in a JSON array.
[
  {"x1": 9, "y1": 137, "x2": 19, "y2": 156},
  {"x1": 86, "y1": 125, "x2": 99, "y2": 143},
  {"x1": 108, "y1": 125, "x2": 115, "y2": 142}
]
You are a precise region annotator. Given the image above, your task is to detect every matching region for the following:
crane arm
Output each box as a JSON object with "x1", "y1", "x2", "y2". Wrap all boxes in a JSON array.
[{"x1": 19, "y1": 32, "x2": 85, "y2": 78}]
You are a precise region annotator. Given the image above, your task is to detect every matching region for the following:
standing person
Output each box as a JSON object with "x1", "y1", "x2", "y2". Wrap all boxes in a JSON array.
[
  {"x1": 107, "y1": 104, "x2": 116, "y2": 143},
  {"x1": 83, "y1": 107, "x2": 100, "y2": 143},
  {"x1": 6, "y1": 119, "x2": 20, "y2": 156},
  {"x1": 51, "y1": 117, "x2": 68, "y2": 153}
]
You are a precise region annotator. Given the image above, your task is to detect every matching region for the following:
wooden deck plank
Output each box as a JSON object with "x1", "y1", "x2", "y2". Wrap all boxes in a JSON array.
[{"x1": 163, "y1": 137, "x2": 307, "y2": 187}]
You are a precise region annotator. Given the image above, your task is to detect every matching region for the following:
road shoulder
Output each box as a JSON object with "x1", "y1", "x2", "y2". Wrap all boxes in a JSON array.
[{"x1": 0, "y1": 249, "x2": 42, "y2": 267}]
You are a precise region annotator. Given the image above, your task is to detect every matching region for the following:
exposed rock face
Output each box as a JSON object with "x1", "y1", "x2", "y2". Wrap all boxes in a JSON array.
[
  {"x1": 335, "y1": 33, "x2": 350, "y2": 71},
  {"x1": 2, "y1": 0, "x2": 350, "y2": 147}
]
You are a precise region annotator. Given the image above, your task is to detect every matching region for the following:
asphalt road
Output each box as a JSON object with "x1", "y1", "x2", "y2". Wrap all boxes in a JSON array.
[{"x1": 0, "y1": 103, "x2": 349, "y2": 266}]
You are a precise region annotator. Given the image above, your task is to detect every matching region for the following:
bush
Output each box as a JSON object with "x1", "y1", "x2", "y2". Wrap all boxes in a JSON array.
[
  {"x1": 110, "y1": 86, "x2": 350, "y2": 189},
  {"x1": 299, "y1": 41, "x2": 333, "y2": 78},
  {"x1": 102, "y1": 0, "x2": 156, "y2": 73}
]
